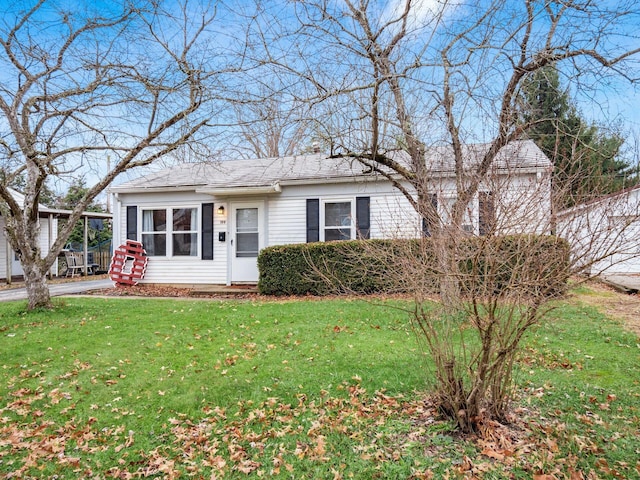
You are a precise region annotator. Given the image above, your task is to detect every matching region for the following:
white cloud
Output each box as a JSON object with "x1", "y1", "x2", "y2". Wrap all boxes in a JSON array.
[{"x1": 382, "y1": 0, "x2": 454, "y2": 28}]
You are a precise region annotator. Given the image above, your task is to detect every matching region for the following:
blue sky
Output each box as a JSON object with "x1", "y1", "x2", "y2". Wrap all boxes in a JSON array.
[
  {"x1": 383, "y1": 0, "x2": 640, "y2": 152},
  {"x1": 2, "y1": 0, "x2": 639, "y2": 201}
]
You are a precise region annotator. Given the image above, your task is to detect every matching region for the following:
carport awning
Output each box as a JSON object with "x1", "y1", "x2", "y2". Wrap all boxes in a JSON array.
[
  {"x1": 38, "y1": 209, "x2": 113, "y2": 220},
  {"x1": 4, "y1": 188, "x2": 113, "y2": 220}
]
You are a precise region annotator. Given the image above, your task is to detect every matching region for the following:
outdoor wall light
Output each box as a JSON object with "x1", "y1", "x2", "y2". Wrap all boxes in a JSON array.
[{"x1": 217, "y1": 205, "x2": 225, "y2": 216}]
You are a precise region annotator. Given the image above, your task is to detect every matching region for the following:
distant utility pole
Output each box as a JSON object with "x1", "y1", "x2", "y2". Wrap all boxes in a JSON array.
[{"x1": 106, "y1": 155, "x2": 111, "y2": 213}]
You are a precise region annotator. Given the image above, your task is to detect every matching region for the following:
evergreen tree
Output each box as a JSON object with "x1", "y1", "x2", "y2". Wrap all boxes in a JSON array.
[
  {"x1": 0, "y1": 171, "x2": 58, "y2": 207},
  {"x1": 520, "y1": 66, "x2": 634, "y2": 208},
  {"x1": 56, "y1": 179, "x2": 111, "y2": 249}
]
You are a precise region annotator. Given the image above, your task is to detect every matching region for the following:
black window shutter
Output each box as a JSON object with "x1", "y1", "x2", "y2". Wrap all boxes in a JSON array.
[
  {"x1": 306, "y1": 199, "x2": 320, "y2": 242},
  {"x1": 421, "y1": 194, "x2": 438, "y2": 237},
  {"x1": 356, "y1": 196, "x2": 370, "y2": 239},
  {"x1": 479, "y1": 192, "x2": 495, "y2": 236},
  {"x1": 202, "y1": 203, "x2": 214, "y2": 260},
  {"x1": 126, "y1": 206, "x2": 137, "y2": 240}
]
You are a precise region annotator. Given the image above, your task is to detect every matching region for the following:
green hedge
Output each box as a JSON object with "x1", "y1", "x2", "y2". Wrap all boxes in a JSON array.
[
  {"x1": 257, "y1": 240, "x2": 393, "y2": 296},
  {"x1": 257, "y1": 235, "x2": 570, "y2": 298},
  {"x1": 457, "y1": 234, "x2": 571, "y2": 300}
]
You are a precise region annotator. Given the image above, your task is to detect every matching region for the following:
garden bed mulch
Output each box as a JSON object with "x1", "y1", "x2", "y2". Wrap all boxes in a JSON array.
[{"x1": 88, "y1": 283, "x2": 259, "y2": 300}]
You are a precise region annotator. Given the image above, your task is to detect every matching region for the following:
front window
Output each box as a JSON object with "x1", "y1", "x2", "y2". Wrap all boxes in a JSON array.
[
  {"x1": 324, "y1": 201, "x2": 352, "y2": 241},
  {"x1": 142, "y1": 209, "x2": 167, "y2": 256},
  {"x1": 141, "y1": 207, "x2": 198, "y2": 257},
  {"x1": 172, "y1": 208, "x2": 197, "y2": 256}
]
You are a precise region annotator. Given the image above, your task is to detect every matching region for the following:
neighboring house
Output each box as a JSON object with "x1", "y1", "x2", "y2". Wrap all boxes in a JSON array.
[
  {"x1": 0, "y1": 188, "x2": 112, "y2": 281},
  {"x1": 110, "y1": 140, "x2": 552, "y2": 285},
  {"x1": 556, "y1": 185, "x2": 640, "y2": 275}
]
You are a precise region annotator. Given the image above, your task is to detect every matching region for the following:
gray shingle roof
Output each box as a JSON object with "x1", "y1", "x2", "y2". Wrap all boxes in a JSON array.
[
  {"x1": 427, "y1": 140, "x2": 550, "y2": 172},
  {"x1": 111, "y1": 139, "x2": 550, "y2": 192}
]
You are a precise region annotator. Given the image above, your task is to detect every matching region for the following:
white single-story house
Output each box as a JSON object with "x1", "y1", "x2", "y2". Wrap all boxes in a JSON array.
[
  {"x1": 556, "y1": 184, "x2": 640, "y2": 275},
  {"x1": 110, "y1": 140, "x2": 553, "y2": 285},
  {"x1": 0, "y1": 188, "x2": 112, "y2": 282}
]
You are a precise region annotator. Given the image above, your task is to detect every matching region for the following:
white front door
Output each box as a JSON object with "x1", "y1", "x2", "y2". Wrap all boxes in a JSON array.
[{"x1": 231, "y1": 202, "x2": 264, "y2": 283}]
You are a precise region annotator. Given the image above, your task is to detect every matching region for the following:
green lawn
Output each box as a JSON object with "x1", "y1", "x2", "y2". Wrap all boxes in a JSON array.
[{"x1": 0, "y1": 292, "x2": 638, "y2": 478}]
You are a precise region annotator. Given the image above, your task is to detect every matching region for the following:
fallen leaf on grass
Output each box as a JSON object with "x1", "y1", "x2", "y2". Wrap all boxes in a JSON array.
[
  {"x1": 313, "y1": 435, "x2": 328, "y2": 458},
  {"x1": 236, "y1": 459, "x2": 261, "y2": 474},
  {"x1": 480, "y1": 446, "x2": 505, "y2": 461},
  {"x1": 568, "y1": 469, "x2": 585, "y2": 480},
  {"x1": 545, "y1": 437, "x2": 559, "y2": 453},
  {"x1": 47, "y1": 388, "x2": 72, "y2": 404},
  {"x1": 411, "y1": 468, "x2": 435, "y2": 479},
  {"x1": 207, "y1": 455, "x2": 227, "y2": 470}
]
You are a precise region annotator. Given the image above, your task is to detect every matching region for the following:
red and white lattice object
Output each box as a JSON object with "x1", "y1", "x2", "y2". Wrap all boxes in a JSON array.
[{"x1": 109, "y1": 240, "x2": 148, "y2": 286}]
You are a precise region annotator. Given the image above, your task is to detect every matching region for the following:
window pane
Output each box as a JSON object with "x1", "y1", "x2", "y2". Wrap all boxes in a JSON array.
[
  {"x1": 325, "y1": 228, "x2": 351, "y2": 242},
  {"x1": 142, "y1": 233, "x2": 166, "y2": 256},
  {"x1": 236, "y1": 232, "x2": 259, "y2": 257},
  {"x1": 325, "y1": 202, "x2": 351, "y2": 227},
  {"x1": 173, "y1": 208, "x2": 196, "y2": 231},
  {"x1": 173, "y1": 233, "x2": 197, "y2": 256},
  {"x1": 142, "y1": 210, "x2": 166, "y2": 232},
  {"x1": 237, "y1": 208, "x2": 258, "y2": 233}
]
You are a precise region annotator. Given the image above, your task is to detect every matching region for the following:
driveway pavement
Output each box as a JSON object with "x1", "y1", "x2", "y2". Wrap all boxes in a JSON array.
[
  {"x1": 0, "y1": 278, "x2": 113, "y2": 302},
  {"x1": 600, "y1": 274, "x2": 640, "y2": 294}
]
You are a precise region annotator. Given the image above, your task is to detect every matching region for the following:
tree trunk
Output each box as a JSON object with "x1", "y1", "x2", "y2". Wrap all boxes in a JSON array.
[
  {"x1": 22, "y1": 262, "x2": 52, "y2": 310},
  {"x1": 433, "y1": 226, "x2": 462, "y2": 310},
  {"x1": 3, "y1": 201, "x2": 54, "y2": 310}
]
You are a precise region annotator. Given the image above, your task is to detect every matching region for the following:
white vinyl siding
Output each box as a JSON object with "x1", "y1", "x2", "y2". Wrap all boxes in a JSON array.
[
  {"x1": 0, "y1": 216, "x2": 58, "y2": 280},
  {"x1": 558, "y1": 187, "x2": 640, "y2": 275},
  {"x1": 114, "y1": 168, "x2": 554, "y2": 284},
  {"x1": 267, "y1": 183, "x2": 419, "y2": 245},
  {"x1": 116, "y1": 191, "x2": 228, "y2": 284},
  {"x1": 267, "y1": 197, "x2": 309, "y2": 245}
]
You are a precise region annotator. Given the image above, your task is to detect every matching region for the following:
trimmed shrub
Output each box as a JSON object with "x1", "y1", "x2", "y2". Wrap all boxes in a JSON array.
[
  {"x1": 257, "y1": 235, "x2": 570, "y2": 298},
  {"x1": 257, "y1": 240, "x2": 394, "y2": 295},
  {"x1": 458, "y1": 234, "x2": 571, "y2": 300}
]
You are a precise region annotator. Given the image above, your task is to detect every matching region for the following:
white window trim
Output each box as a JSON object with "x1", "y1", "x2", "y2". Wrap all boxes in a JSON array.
[
  {"x1": 139, "y1": 205, "x2": 200, "y2": 258},
  {"x1": 320, "y1": 198, "x2": 356, "y2": 242}
]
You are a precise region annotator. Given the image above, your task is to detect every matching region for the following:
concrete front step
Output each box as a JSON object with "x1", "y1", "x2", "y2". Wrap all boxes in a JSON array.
[{"x1": 190, "y1": 284, "x2": 258, "y2": 296}]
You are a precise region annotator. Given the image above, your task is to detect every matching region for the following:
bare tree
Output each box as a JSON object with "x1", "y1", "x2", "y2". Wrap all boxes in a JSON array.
[
  {"x1": 0, "y1": 0, "x2": 235, "y2": 309},
  {"x1": 230, "y1": 92, "x2": 313, "y2": 159},
  {"x1": 253, "y1": 0, "x2": 640, "y2": 431}
]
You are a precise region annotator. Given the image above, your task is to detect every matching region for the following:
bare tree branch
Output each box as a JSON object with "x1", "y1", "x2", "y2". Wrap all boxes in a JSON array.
[{"x1": 0, "y1": 0, "x2": 235, "y2": 308}]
